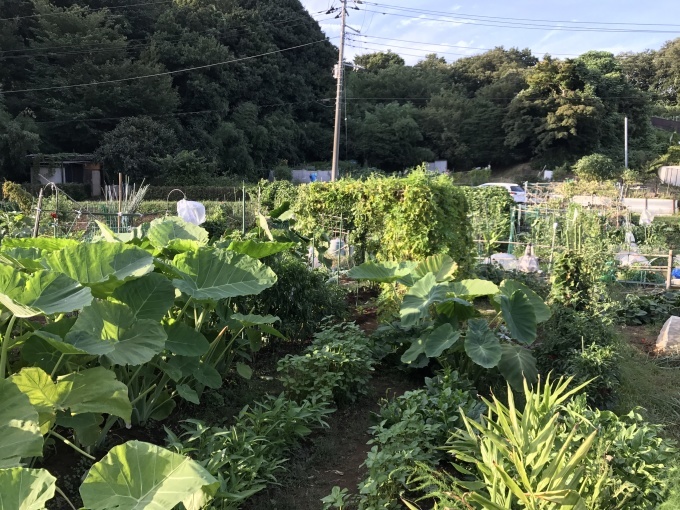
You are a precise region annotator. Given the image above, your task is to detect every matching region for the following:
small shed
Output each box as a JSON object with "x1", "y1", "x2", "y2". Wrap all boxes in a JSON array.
[{"x1": 29, "y1": 153, "x2": 102, "y2": 197}]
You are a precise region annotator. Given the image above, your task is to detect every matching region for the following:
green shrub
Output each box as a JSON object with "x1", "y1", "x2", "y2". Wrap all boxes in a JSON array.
[
  {"x1": 236, "y1": 253, "x2": 348, "y2": 340},
  {"x1": 294, "y1": 168, "x2": 474, "y2": 273},
  {"x1": 573, "y1": 153, "x2": 621, "y2": 181},
  {"x1": 615, "y1": 291, "x2": 680, "y2": 325},
  {"x1": 407, "y1": 377, "x2": 677, "y2": 510},
  {"x1": 166, "y1": 395, "x2": 333, "y2": 508},
  {"x1": 565, "y1": 343, "x2": 620, "y2": 408},
  {"x1": 450, "y1": 167, "x2": 491, "y2": 186},
  {"x1": 460, "y1": 186, "x2": 515, "y2": 249},
  {"x1": 277, "y1": 322, "x2": 374, "y2": 405},
  {"x1": 259, "y1": 180, "x2": 298, "y2": 212},
  {"x1": 357, "y1": 370, "x2": 483, "y2": 509},
  {"x1": 2, "y1": 181, "x2": 33, "y2": 214},
  {"x1": 550, "y1": 250, "x2": 591, "y2": 310}
]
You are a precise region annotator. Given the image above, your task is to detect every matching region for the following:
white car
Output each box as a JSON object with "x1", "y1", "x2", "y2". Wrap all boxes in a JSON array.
[{"x1": 478, "y1": 182, "x2": 527, "y2": 203}]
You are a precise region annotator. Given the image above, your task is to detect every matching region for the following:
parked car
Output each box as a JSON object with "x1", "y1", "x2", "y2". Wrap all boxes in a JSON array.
[{"x1": 478, "y1": 182, "x2": 527, "y2": 203}]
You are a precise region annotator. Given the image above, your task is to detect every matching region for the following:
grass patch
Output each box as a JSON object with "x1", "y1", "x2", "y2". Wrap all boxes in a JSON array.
[{"x1": 616, "y1": 324, "x2": 680, "y2": 441}]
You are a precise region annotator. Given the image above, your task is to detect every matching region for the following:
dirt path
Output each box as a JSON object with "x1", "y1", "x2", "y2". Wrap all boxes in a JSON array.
[{"x1": 243, "y1": 369, "x2": 417, "y2": 510}]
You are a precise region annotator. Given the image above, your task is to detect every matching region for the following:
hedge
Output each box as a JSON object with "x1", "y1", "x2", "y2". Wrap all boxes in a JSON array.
[
  {"x1": 460, "y1": 186, "x2": 515, "y2": 245},
  {"x1": 294, "y1": 168, "x2": 474, "y2": 273}
]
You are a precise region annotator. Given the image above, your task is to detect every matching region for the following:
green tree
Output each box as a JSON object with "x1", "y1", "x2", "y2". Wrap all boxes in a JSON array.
[
  {"x1": 354, "y1": 50, "x2": 405, "y2": 71},
  {"x1": 0, "y1": 98, "x2": 40, "y2": 181},
  {"x1": 95, "y1": 116, "x2": 177, "y2": 182},
  {"x1": 573, "y1": 153, "x2": 620, "y2": 181}
]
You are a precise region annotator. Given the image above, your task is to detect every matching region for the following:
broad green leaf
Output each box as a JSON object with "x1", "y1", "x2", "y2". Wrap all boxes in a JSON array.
[
  {"x1": 0, "y1": 378, "x2": 43, "y2": 468},
  {"x1": 436, "y1": 298, "x2": 477, "y2": 324},
  {"x1": 192, "y1": 364, "x2": 222, "y2": 389},
  {"x1": 400, "y1": 273, "x2": 449, "y2": 327},
  {"x1": 80, "y1": 440, "x2": 217, "y2": 510},
  {"x1": 424, "y1": 323, "x2": 460, "y2": 358},
  {"x1": 0, "y1": 467, "x2": 56, "y2": 509},
  {"x1": 498, "y1": 344, "x2": 538, "y2": 390},
  {"x1": 176, "y1": 384, "x2": 200, "y2": 404},
  {"x1": 166, "y1": 239, "x2": 202, "y2": 253},
  {"x1": 65, "y1": 301, "x2": 166, "y2": 366},
  {"x1": 226, "y1": 240, "x2": 295, "y2": 259},
  {"x1": 499, "y1": 291, "x2": 537, "y2": 345},
  {"x1": 400, "y1": 337, "x2": 426, "y2": 364},
  {"x1": 413, "y1": 254, "x2": 458, "y2": 282},
  {"x1": 44, "y1": 242, "x2": 154, "y2": 298},
  {"x1": 21, "y1": 319, "x2": 81, "y2": 373},
  {"x1": 230, "y1": 313, "x2": 280, "y2": 326},
  {"x1": 171, "y1": 248, "x2": 277, "y2": 302},
  {"x1": 0, "y1": 267, "x2": 92, "y2": 318},
  {"x1": 499, "y1": 280, "x2": 551, "y2": 324},
  {"x1": 10, "y1": 367, "x2": 132, "y2": 432},
  {"x1": 112, "y1": 273, "x2": 176, "y2": 321},
  {"x1": 449, "y1": 279, "x2": 500, "y2": 299},
  {"x1": 147, "y1": 217, "x2": 209, "y2": 250},
  {"x1": 56, "y1": 413, "x2": 103, "y2": 448},
  {"x1": 164, "y1": 322, "x2": 210, "y2": 357},
  {"x1": 0, "y1": 248, "x2": 45, "y2": 271},
  {"x1": 1, "y1": 237, "x2": 78, "y2": 252},
  {"x1": 236, "y1": 363, "x2": 253, "y2": 380},
  {"x1": 347, "y1": 261, "x2": 417, "y2": 283},
  {"x1": 464, "y1": 319, "x2": 502, "y2": 369}
]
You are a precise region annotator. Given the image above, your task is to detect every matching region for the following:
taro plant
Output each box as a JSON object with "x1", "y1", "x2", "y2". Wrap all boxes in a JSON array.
[{"x1": 348, "y1": 254, "x2": 552, "y2": 389}]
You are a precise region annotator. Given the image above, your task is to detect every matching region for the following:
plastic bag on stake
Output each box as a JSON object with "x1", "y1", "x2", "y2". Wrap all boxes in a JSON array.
[{"x1": 177, "y1": 199, "x2": 206, "y2": 225}]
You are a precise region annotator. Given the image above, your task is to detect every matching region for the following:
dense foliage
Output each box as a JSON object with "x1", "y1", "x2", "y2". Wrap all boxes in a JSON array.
[
  {"x1": 295, "y1": 169, "x2": 474, "y2": 271},
  {"x1": 2, "y1": 1, "x2": 678, "y2": 181}
]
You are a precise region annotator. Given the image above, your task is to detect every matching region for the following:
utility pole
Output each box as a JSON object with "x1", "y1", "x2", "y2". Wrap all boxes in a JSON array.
[
  {"x1": 624, "y1": 116, "x2": 629, "y2": 169},
  {"x1": 331, "y1": 0, "x2": 347, "y2": 182}
]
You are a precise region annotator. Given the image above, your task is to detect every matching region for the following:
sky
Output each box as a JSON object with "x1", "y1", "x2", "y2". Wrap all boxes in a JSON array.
[{"x1": 299, "y1": 0, "x2": 680, "y2": 65}]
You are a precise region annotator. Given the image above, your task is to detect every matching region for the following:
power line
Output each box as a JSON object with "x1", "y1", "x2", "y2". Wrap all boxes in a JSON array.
[
  {"x1": 0, "y1": 0, "x2": 173, "y2": 22},
  {"x1": 363, "y1": 1, "x2": 680, "y2": 28},
  {"x1": 359, "y1": 8, "x2": 680, "y2": 34},
  {"x1": 348, "y1": 37, "x2": 474, "y2": 58},
  {"x1": 2, "y1": 37, "x2": 337, "y2": 94}
]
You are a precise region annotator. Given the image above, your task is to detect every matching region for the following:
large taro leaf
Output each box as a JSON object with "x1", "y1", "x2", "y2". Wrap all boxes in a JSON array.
[
  {"x1": 0, "y1": 237, "x2": 78, "y2": 252},
  {"x1": 10, "y1": 367, "x2": 132, "y2": 433},
  {"x1": 164, "y1": 322, "x2": 209, "y2": 357},
  {"x1": 400, "y1": 273, "x2": 449, "y2": 328},
  {"x1": 347, "y1": 261, "x2": 417, "y2": 283},
  {"x1": 412, "y1": 254, "x2": 458, "y2": 282},
  {"x1": 464, "y1": 319, "x2": 502, "y2": 369},
  {"x1": 147, "y1": 217, "x2": 209, "y2": 250},
  {"x1": 499, "y1": 290, "x2": 537, "y2": 345},
  {"x1": 80, "y1": 440, "x2": 217, "y2": 510},
  {"x1": 44, "y1": 242, "x2": 154, "y2": 298},
  {"x1": 0, "y1": 378, "x2": 43, "y2": 468},
  {"x1": 499, "y1": 279, "x2": 551, "y2": 324},
  {"x1": 0, "y1": 248, "x2": 46, "y2": 271},
  {"x1": 112, "y1": 272, "x2": 176, "y2": 321},
  {"x1": 0, "y1": 266, "x2": 92, "y2": 318},
  {"x1": 498, "y1": 344, "x2": 538, "y2": 390},
  {"x1": 56, "y1": 413, "x2": 104, "y2": 448},
  {"x1": 449, "y1": 279, "x2": 500, "y2": 300},
  {"x1": 21, "y1": 319, "x2": 82, "y2": 373},
  {"x1": 423, "y1": 323, "x2": 460, "y2": 357},
  {"x1": 226, "y1": 240, "x2": 295, "y2": 259},
  {"x1": 65, "y1": 301, "x2": 166, "y2": 366},
  {"x1": 401, "y1": 323, "x2": 460, "y2": 363},
  {"x1": 0, "y1": 467, "x2": 56, "y2": 509},
  {"x1": 171, "y1": 248, "x2": 277, "y2": 302}
]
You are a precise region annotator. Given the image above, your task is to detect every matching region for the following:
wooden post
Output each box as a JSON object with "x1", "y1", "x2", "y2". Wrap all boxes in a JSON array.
[
  {"x1": 667, "y1": 249, "x2": 673, "y2": 290},
  {"x1": 32, "y1": 188, "x2": 44, "y2": 238},
  {"x1": 117, "y1": 172, "x2": 122, "y2": 232}
]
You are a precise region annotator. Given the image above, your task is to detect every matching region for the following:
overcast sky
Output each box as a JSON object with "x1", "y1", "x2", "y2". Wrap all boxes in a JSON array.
[{"x1": 300, "y1": 0, "x2": 680, "y2": 64}]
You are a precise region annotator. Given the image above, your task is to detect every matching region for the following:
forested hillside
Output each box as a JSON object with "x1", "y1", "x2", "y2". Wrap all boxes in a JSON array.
[{"x1": 0, "y1": 0, "x2": 679, "y2": 183}]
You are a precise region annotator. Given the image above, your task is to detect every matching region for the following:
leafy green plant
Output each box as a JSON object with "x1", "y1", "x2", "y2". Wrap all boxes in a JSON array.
[
  {"x1": 166, "y1": 394, "x2": 333, "y2": 508},
  {"x1": 348, "y1": 255, "x2": 551, "y2": 389},
  {"x1": 615, "y1": 291, "x2": 679, "y2": 325},
  {"x1": 322, "y1": 486, "x2": 350, "y2": 509},
  {"x1": 565, "y1": 343, "x2": 620, "y2": 408},
  {"x1": 277, "y1": 322, "x2": 374, "y2": 404},
  {"x1": 407, "y1": 377, "x2": 601, "y2": 509},
  {"x1": 358, "y1": 369, "x2": 483, "y2": 510},
  {"x1": 550, "y1": 250, "x2": 591, "y2": 310},
  {"x1": 573, "y1": 153, "x2": 621, "y2": 181}
]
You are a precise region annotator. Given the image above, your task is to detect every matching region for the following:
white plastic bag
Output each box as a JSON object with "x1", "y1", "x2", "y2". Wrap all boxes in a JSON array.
[
  {"x1": 640, "y1": 209, "x2": 654, "y2": 226},
  {"x1": 517, "y1": 244, "x2": 540, "y2": 273},
  {"x1": 177, "y1": 199, "x2": 206, "y2": 225}
]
